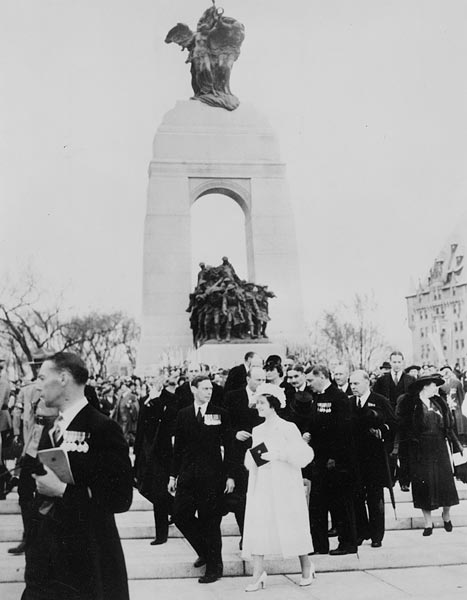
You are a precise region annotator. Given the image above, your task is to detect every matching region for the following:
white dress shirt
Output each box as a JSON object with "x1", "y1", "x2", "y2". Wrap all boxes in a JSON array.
[
  {"x1": 357, "y1": 389, "x2": 371, "y2": 408},
  {"x1": 193, "y1": 401, "x2": 209, "y2": 418}
]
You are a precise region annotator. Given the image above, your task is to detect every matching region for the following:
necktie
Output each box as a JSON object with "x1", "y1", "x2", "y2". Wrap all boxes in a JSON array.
[
  {"x1": 196, "y1": 407, "x2": 203, "y2": 424},
  {"x1": 52, "y1": 415, "x2": 64, "y2": 446},
  {"x1": 357, "y1": 398, "x2": 362, "y2": 409},
  {"x1": 394, "y1": 374, "x2": 399, "y2": 386}
]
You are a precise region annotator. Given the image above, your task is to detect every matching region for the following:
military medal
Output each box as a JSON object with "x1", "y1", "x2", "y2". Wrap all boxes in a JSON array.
[{"x1": 63, "y1": 430, "x2": 90, "y2": 452}]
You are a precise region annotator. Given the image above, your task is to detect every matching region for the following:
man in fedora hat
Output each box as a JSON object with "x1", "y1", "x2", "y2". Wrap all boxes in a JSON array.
[{"x1": 8, "y1": 350, "x2": 58, "y2": 554}]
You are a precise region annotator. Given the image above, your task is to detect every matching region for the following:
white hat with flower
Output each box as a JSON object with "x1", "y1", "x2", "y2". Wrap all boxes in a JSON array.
[{"x1": 253, "y1": 383, "x2": 286, "y2": 408}]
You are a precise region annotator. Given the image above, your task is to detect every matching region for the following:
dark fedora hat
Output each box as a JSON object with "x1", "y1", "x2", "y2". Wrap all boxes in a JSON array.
[
  {"x1": 28, "y1": 349, "x2": 54, "y2": 365},
  {"x1": 404, "y1": 364, "x2": 421, "y2": 374},
  {"x1": 408, "y1": 373, "x2": 444, "y2": 394},
  {"x1": 380, "y1": 361, "x2": 391, "y2": 370}
]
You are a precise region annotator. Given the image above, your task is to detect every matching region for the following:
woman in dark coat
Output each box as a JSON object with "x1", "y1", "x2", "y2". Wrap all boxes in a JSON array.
[{"x1": 398, "y1": 373, "x2": 461, "y2": 536}]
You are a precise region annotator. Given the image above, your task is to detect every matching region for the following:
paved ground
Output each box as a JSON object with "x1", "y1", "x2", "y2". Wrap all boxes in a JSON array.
[{"x1": 2, "y1": 565, "x2": 467, "y2": 600}]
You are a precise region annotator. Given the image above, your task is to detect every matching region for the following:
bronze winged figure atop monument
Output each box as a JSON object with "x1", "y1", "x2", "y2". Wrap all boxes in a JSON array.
[{"x1": 165, "y1": 1, "x2": 245, "y2": 111}]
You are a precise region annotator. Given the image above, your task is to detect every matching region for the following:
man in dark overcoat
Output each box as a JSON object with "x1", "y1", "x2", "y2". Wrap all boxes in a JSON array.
[
  {"x1": 372, "y1": 351, "x2": 415, "y2": 490},
  {"x1": 21, "y1": 352, "x2": 133, "y2": 600},
  {"x1": 169, "y1": 375, "x2": 236, "y2": 584},
  {"x1": 306, "y1": 364, "x2": 358, "y2": 555},
  {"x1": 350, "y1": 369, "x2": 397, "y2": 548},
  {"x1": 134, "y1": 371, "x2": 179, "y2": 545},
  {"x1": 223, "y1": 351, "x2": 263, "y2": 394},
  {"x1": 224, "y1": 366, "x2": 265, "y2": 540}
]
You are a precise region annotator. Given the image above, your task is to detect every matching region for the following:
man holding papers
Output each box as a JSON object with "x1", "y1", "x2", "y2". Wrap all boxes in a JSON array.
[{"x1": 21, "y1": 352, "x2": 133, "y2": 600}]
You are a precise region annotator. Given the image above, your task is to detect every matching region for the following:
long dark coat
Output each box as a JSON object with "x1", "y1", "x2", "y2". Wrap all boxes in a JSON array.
[
  {"x1": 351, "y1": 391, "x2": 397, "y2": 487},
  {"x1": 134, "y1": 388, "x2": 179, "y2": 502},
  {"x1": 22, "y1": 403, "x2": 133, "y2": 600},
  {"x1": 398, "y1": 394, "x2": 460, "y2": 510}
]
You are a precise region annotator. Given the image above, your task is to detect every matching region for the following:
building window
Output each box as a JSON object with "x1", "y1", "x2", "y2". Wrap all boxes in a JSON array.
[
  {"x1": 455, "y1": 340, "x2": 459, "y2": 350},
  {"x1": 455, "y1": 323, "x2": 458, "y2": 332},
  {"x1": 462, "y1": 340, "x2": 465, "y2": 349}
]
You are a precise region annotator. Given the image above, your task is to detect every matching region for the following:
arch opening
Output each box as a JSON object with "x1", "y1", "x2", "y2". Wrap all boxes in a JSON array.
[{"x1": 191, "y1": 193, "x2": 249, "y2": 287}]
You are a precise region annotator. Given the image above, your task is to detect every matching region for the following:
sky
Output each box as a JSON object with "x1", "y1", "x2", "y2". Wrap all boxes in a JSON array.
[{"x1": 1, "y1": 0, "x2": 467, "y2": 360}]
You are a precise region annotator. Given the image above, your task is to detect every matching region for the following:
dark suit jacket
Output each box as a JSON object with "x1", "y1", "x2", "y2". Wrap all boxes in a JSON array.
[
  {"x1": 223, "y1": 364, "x2": 247, "y2": 394},
  {"x1": 308, "y1": 385, "x2": 356, "y2": 474},
  {"x1": 225, "y1": 387, "x2": 263, "y2": 461},
  {"x1": 351, "y1": 391, "x2": 397, "y2": 487},
  {"x1": 171, "y1": 402, "x2": 236, "y2": 485},
  {"x1": 134, "y1": 388, "x2": 179, "y2": 501},
  {"x1": 176, "y1": 380, "x2": 224, "y2": 409},
  {"x1": 373, "y1": 372, "x2": 415, "y2": 409},
  {"x1": 25, "y1": 403, "x2": 133, "y2": 600},
  {"x1": 340, "y1": 382, "x2": 354, "y2": 397}
]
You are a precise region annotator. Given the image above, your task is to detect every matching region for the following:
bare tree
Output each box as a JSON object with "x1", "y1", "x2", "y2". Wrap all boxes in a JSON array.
[
  {"x1": 0, "y1": 272, "x2": 140, "y2": 377},
  {"x1": 61, "y1": 312, "x2": 140, "y2": 378},
  {"x1": 0, "y1": 272, "x2": 74, "y2": 376},
  {"x1": 316, "y1": 293, "x2": 389, "y2": 371}
]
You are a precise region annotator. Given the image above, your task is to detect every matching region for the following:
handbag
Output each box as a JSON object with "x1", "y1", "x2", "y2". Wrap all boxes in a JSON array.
[{"x1": 453, "y1": 451, "x2": 467, "y2": 484}]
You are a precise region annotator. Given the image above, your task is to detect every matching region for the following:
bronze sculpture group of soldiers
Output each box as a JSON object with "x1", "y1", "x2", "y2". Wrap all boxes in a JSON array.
[{"x1": 187, "y1": 257, "x2": 275, "y2": 345}]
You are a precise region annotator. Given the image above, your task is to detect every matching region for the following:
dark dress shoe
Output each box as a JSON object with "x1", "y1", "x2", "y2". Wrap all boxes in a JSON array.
[
  {"x1": 400, "y1": 484, "x2": 410, "y2": 492},
  {"x1": 193, "y1": 556, "x2": 206, "y2": 568},
  {"x1": 443, "y1": 521, "x2": 453, "y2": 532},
  {"x1": 8, "y1": 541, "x2": 27, "y2": 555},
  {"x1": 357, "y1": 536, "x2": 369, "y2": 546},
  {"x1": 309, "y1": 550, "x2": 328, "y2": 555},
  {"x1": 371, "y1": 541, "x2": 382, "y2": 548},
  {"x1": 422, "y1": 526, "x2": 433, "y2": 537},
  {"x1": 198, "y1": 573, "x2": 219, "y2": 584},
  {"x1": 327, "y1": 527, "x2": 338, "y2": 537},
  {"x1": 5, "y1": 476, "x2": 19, "y2": 495},
  {"x1": 150, "y1": 538, "x2": 167, "y2": 545},
  {"x1": 329, "y1": 546, "x2": 357, "y2": 556}
]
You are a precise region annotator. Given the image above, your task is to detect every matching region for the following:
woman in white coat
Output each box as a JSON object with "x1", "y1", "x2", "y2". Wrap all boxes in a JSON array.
[{"x1": 242, "y1": 383, "x2": 315, "y2": 591}]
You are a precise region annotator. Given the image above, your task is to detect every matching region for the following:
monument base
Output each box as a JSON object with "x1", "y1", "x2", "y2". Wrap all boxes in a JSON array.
[{"x1": 197, "y1": 340, "x2": 285, "y2": 370}]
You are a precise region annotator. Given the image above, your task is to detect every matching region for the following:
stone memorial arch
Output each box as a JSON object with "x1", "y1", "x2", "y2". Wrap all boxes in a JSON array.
[{"x1": 138, "y1": 99, "x2": 306, "y2": 369}]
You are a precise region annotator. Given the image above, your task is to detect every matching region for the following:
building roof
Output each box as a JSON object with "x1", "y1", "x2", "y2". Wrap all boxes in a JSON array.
[{"x1": 415, "y1": 213, "x2": 467, "y2": 293}]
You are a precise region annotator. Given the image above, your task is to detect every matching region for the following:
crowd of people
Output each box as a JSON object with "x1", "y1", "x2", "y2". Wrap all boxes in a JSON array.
[{"x1": 0, "y1": 349, "x2": 466, "y2": 596}]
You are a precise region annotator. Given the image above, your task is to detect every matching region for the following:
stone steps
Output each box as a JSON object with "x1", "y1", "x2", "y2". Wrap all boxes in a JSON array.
[
  {"x1": 2, "y1": 499, "x2": 467, "y2": 542},
  {"x1": 1, "y1": 527, "x2": 466, "y2": 584},
  {"x1": 1, "y1": 482, "x2": 466, "y2": 585},
  {"x1": 1, "y1": 485, "x2": 465, "y2": 515}
]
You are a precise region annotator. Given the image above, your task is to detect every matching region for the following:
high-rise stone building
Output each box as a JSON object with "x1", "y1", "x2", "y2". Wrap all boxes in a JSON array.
[{"x1": 406, "y1": 220, "x2": 467, "y2": 370}]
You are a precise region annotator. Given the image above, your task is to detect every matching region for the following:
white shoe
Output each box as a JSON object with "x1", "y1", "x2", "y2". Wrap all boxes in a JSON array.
[
  {"x1": 299, "y1": 567, "x2": 316, "y2": 586},
  {"x1": 245, "y1": 571, "x2": 267, "y2": 592}
]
